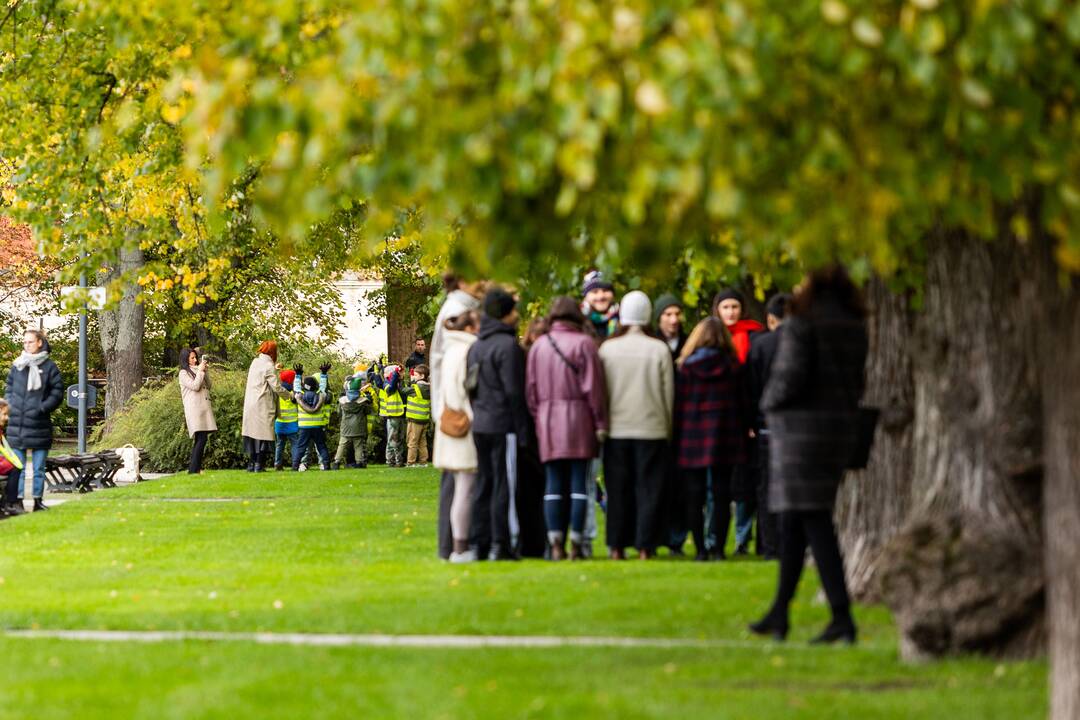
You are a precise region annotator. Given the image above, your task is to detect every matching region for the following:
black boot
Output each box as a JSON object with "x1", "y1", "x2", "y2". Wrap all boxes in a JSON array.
[
  {"x1": 809, "y1": 614, "x2": 857, "y2": 645},
  {"x1": 32, "y1": 498, "x2": 48, "y2": 512},
  {"x1": 748, "y1": 606, "x2": 789, "y2": 642}
]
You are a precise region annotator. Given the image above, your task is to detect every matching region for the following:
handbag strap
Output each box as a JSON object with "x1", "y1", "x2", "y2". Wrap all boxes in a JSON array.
[{"x1": 546, "y1": 333, "x2": 581, "y2": 374}]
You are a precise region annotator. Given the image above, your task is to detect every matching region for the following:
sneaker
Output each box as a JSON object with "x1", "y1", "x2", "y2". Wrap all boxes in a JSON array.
[
  {"x1": 320, "y1": 464, "x2": 331, "y2": 471},
  {"x1": 298, "y1": 463, "x2": 308, "y2": 472},
  {"x1": 449, "y1": 549, "x2": 477, "y2": 563}
]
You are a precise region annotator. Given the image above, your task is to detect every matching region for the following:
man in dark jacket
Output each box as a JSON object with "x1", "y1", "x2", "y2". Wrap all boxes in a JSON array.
[
  {"x1": 5, "y1": 329, "x2": 64, "y2": 513},
  {"x1": 467, "y1": 288, "x2": 530, "y2": 560},
  {"x1": 746, "y1": 293, "x2": 791, "y2": 559},
  {"x1": 404, "y1": 339, "x2": 427, "y2": 371}
]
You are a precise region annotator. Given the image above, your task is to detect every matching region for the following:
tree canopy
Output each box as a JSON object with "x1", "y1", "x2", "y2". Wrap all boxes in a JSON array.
[{"x1": 4, "y1": 0, "x2": 1077, "y2": 294}]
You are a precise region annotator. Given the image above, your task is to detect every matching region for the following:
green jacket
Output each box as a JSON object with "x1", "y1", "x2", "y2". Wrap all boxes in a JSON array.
[{"x1": 339, "y1": 395, "x2": 373, "y2": 437}]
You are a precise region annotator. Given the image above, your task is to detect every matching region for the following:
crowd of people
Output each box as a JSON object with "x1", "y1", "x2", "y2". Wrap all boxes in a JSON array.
[{"x1": 428, "y1": 266, "x2": 869, "y2": 644}]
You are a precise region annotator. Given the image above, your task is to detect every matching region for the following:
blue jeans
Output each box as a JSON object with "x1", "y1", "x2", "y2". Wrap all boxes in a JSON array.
[
  {"x1": 293, "y1": 428, "x2": 329, "y2": 469},
  {"x1": 543, "y1": 459, "x2": 589, "y2": 545},
  {"x1": 11, "y1": 448, "x2": 47, "y2": 499},
  {"x1": 275, "y1": 431, "x2": 298, "y2": 468},
  {"x1": 735, "y1": 501, "x2": 754, "y2": 547}
]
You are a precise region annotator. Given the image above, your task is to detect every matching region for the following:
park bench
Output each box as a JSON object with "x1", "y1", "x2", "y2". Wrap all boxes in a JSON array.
[{"x1": 44, "y1": 448, "x2": 145, "y2": 493}]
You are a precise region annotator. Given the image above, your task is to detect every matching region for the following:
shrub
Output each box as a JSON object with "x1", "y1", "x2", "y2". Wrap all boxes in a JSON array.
[{"x1": 91, "y1": 367, "x2": 249, "y2": 472}]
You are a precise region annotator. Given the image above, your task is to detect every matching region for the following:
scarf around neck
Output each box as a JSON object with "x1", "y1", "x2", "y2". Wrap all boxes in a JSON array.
[{"x1": 13, "y1": 351, "x2": 49, "y2": 392}]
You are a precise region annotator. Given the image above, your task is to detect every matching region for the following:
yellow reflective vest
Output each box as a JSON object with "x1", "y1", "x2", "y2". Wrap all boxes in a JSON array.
[
  {"x1": 405, "y1": 386, "x2": 431, "y2": 422},
  {"x1": 379, "y1": 387, "x2": 404, "y2": 418}
]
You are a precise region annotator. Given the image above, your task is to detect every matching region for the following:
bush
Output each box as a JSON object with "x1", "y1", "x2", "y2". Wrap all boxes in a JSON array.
[{"x1": 91, "y1": 367, "x2": 250, "y2": 472}]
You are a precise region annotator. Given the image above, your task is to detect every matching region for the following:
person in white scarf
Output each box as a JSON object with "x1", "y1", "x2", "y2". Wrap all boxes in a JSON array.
[
  {"x1": 4, "y1": 329, "x2": 64, "y2": 513},
  {"x1": 13, "y1": 349, "x2": 49, "y2": 392}
]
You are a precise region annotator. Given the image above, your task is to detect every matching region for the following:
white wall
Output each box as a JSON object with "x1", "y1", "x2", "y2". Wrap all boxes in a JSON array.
[{"x1": 317, "y1": 272, "x2": 388, "y2": 361}]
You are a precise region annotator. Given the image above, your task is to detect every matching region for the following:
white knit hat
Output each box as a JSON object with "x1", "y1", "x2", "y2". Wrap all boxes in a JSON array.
[{"x1": 619, "y1": 291, "x2": 652, "y2": 327}]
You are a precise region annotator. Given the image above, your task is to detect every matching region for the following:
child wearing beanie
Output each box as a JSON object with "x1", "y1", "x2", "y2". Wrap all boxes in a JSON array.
[{"x1": 334, "y1": 375, "x2": 373, "y2": 469}]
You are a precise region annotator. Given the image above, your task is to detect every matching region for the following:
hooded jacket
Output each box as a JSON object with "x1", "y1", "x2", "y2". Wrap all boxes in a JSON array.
[
  {"x1": 431, "y1": 289, "x2": 482, "y2": 420},
  {"x1": 466, "y1": 316, "x2": 529, "y2": 440},
  {"x1": 433, "y1": 330, "x2": 479, "y2": 471},
  {"x1": 5, "y1": 358, "x2": 64, "y2": 449},
  {"x1": 674, "y1": 348, "x2": 749, "y2": 468}
]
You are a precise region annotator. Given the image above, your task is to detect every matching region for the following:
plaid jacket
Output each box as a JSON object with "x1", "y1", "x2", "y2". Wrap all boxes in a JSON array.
[{"x1": 674, "y1": 349, "x2": 749, "y2": 469}]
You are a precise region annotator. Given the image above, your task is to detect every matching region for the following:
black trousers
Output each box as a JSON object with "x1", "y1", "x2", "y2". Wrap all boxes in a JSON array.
[
  {"x1": 683, "y1": 464, "x2": 734, "y2": 556},
  {"x1": 772, "y1": 511, "x2": 851, "y2": 618},
  {"x1": 437, "y1": 470, "x2": 455, "y2": 559},
  {"x1": 3, "y1": 467, "x2": 20, "y2": 504},
  {"x1": 603, "y1": 439, "x2": 668, "y2": 552},
  {"x1": 665, "y1": 460, "x2": 688, "y2": 550},
  {"x1": 189, "y1": 431, "x2": 211, "y2": 474},
  {"x1": 471, "y1": 432, "x2": 512, "y2": 556},
  {"x1": 756, "y1": 434, "x2": 779, "y2": 557},
  {"x1": 515, "y1": 436, "x2": 547, "y2": 558},
  {"x1": 242, "y1": 436, "x2": 272, "y2": 468}
]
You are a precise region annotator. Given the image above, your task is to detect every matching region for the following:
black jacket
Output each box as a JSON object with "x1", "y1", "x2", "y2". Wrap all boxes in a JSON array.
[
  {"x1": 466, "y1": 316, "x2": 529, "y2": 441},
  {"x1": 747, "y1": 329, "x2": 781, "y2": 430},
  {"x1": 5, "y1": 359, "x2": 64, "y2": 450},
  {"x1": 405, "y1": 351, "x2": 426, "y2": 370},
  {"x1": 761, "y1": 300, "x2": 867, "y2": 512}
]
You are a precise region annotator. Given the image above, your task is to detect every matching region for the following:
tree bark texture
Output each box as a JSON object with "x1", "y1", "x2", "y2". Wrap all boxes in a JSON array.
[
  {"x1": 98, "y1": 243, "x2": 146, "y2": 419},
  {"x1": 1032, "y1": 234, "x2": 1080, "y2": 720},
  {"x1": 869, "y1": 230, "x2": 1044, "y2": 660},
  {"x1": 834, "y1": 277, "x2": 916, "y2": 600}
]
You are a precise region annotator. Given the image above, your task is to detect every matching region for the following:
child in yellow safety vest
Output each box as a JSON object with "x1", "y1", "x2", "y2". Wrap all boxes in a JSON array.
[
  {"x1": 402, "y1": 364, "x2": 431, "y2": 466},
  {"x1": 292, "y1": 365, "x2": 332, "y2": 471},
  {"x1": 378, "y1": 364, "x2": 407, "y2": 467},
  {"x1": 274, "y1": 369, "x2": 300, "y2": 471}
]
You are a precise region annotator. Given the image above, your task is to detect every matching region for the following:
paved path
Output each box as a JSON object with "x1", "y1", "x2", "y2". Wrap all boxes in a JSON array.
[{"x1": 6, "y1": 629, "x2": 746, "y2": 650}]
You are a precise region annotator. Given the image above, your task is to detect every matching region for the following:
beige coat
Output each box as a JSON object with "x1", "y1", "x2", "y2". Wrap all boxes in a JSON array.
[
  {"x1": 179, "y1": 368, "x2": 217, "y2": 437},
  {"x1": 599, "y1": 328, "x2": 674, "y2": 440},
  {"x1": 433, "y1": 330, "x2": 478, "y2": 472},
  {"x1": 241, "y1": 353, "x2": 289, "y2": 441}
]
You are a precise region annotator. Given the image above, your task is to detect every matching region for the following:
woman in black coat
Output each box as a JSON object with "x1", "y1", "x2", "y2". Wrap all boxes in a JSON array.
[
  {"x1": 4, "y1": 329, "x2": 64, "y2": 512},
  {"x1": 749, "y1": 266, "x2": 868, "y2": 644}
]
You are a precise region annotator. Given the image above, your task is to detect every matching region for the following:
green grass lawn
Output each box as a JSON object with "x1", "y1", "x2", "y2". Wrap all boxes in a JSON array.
[{"x1": 0, "y1": 468, "x2": 1046, "y2": 719}]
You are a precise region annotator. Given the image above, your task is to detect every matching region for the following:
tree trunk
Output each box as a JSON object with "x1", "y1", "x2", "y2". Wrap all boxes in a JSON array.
[
  {"x1": 98, "y1": 243, "x2": 146, "y2": 418},
  {"x1": 834, "y1": 277, "x2": 916, "y2": 600},
  {"x1": 1032, "y1": 234, "x2": 1080, "y2": 719},
  {"x1": 873, "y1": 229, "x2": 1045, "y2": 660}
]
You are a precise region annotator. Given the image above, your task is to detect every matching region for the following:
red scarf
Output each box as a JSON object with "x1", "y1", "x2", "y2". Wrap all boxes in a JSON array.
[{"x1": 726, "y1": 318, "x2": 764, "y2": 364}]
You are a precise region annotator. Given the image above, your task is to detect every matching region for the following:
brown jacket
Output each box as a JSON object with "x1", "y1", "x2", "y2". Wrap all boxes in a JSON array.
[{"x1": 179, "y1": 368, "x2": 217, "y2": 437}]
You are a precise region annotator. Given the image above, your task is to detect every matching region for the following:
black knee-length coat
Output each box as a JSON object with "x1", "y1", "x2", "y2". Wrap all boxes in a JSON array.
[{"x1": 761, "y1": 300, "x2": 867, "y2": 513}]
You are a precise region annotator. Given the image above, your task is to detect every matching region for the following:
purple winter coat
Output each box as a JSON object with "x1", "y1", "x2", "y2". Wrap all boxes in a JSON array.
[{"x1": 526, "y1": 322, "x2": 608, "y2": 463}]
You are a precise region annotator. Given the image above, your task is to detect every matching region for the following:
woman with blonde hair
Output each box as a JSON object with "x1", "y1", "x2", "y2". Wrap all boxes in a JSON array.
[{"x1": 673, "y1": 318, "x2": 749, "y2": 560}]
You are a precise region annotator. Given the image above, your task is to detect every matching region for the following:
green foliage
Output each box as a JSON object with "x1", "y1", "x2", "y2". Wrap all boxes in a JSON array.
[{"x1": 90, "y1": 368, "x2": 250, "y2": 471}]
